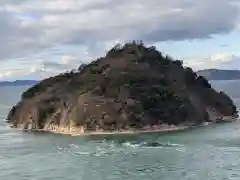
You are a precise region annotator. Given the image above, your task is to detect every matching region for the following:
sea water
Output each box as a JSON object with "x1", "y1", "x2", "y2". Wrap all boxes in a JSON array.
[{"x1": 0, "y1": 80, "x2": 240, "y2": 180}]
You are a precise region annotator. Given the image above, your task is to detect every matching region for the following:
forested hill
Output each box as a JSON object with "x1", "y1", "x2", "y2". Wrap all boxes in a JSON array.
[{"x1": 6, "y1": 42, "x2": 238, "y2": 132}]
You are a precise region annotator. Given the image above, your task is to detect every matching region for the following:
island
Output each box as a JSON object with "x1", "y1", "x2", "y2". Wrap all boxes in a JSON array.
[
  {"x1": 197, "y1": 69, "x2": 240, "y2": 80},
  {"x1": 6, "y1": 42, "x2": 238, "y2": 136}
]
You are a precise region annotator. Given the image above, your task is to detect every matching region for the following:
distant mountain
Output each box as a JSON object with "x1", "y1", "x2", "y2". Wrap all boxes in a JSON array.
[
  {"x1": 197, "y1": 69, "x2": 240, "y2": 80},
  {"x1": 0, "y1": 80, "x2": 39, "y2": 86}
]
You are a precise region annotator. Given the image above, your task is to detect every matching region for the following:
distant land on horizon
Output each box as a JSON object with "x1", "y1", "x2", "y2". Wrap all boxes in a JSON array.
[
  {"x1": 0, "y1": 80, "x2": 39, "y2": 86},
  {"x1": 1, "y1": 69, "x2": 240, "y2": 85},
  {"x1": 197, "y1": 69, "x2": 240, "y2": 80}
]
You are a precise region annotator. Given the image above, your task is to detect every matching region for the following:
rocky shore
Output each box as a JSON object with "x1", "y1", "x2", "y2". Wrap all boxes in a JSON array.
[
  {"x1": 6, "y1": 41, "x2": 238, "y2": 136},
  {"x1": 16, "y1": 115, "x2": 237, "y2": 136},
  {"x1": 19, "y1": 123, "x2": 189, "y2": 136}
]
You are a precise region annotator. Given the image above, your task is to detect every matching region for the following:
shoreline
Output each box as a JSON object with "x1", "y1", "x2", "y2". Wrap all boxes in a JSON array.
[
  {"x1": 49, "y1": 126, "x2": 189, "y2": 136},
  {"x1": 9, "y1": 115, "x2": 238, "y2": 137},
  {"x1": 23, "y1": 126, "x2": 190, "y2": 136},
  {"x1": 19, "y1": 122, "x2": 211, "y2": 137}
]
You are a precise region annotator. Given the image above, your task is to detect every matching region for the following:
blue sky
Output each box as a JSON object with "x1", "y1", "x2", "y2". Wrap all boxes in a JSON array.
[{"x1": 0, "y1": 0, "x2": 240, "y2": 81}]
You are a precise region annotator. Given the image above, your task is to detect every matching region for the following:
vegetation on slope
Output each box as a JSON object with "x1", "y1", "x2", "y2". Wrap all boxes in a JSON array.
[{"x1": 7, "y1": 41, "x2": 238, "y2": 131}]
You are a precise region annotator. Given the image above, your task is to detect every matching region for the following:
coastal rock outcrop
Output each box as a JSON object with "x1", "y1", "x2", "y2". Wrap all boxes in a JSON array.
[{"x1": 6, "y1": 42, "x2": 238, "y2": 134}]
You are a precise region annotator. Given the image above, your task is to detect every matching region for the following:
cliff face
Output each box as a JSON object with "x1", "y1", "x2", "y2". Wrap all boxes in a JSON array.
[{"x1": 6, "y1": 42, "x2": 238, "y2": 132}]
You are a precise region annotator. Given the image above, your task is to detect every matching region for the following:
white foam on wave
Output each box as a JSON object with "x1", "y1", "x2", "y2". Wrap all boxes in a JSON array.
[
  {"x1": 56, "y1": 144, "x2": 92, "y2": 156},
  {"x1": 94, "y1": 147, "x2": 109, "y2": 157},
  {"x1": 166, "y1": 143, "x2": 184, "y2": 147},
  {"x1": 56, "y1": 140, "x2": 186, "y2": 158},
  {"x1": 56, "y1": 143, "x2": 116, "y2": 157},
  {"x1": 122, "y1": 142, "x2": 141, "y2": 148},
  {"x1": 121, "y1": 141, "x2": 185, "y2": 149},
  {"x1": 69, "y1": 144, "x2": 79, "y2": 148},
  {"x1": 176, "y1": 147, "x2": 186, "y2": 152},
  {"x1": 75, "y1": 151, "x2": 91, "y2": 155}
]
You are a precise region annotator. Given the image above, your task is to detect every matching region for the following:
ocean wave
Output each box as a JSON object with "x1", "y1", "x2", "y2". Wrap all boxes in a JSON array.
[
  {"x1": 56, "y1": 143, "x2": 112, "y2": 157},
  {"x1": 56, "y1": 144, "x2": 90, "y2": 157},
  {"x1": 121, "y1": 141, "x2": 184, "y2": 148},
  {"x1": 98, "y1": 138, "x2": 184, "y2": 148},
  {"x1": 122, "y1": 141, "x2": 141, "y2": 148},
  {"x1": 55, "y1": 140, "x2": 185, "y2": 158},
  {"x1": 93, "y1": 147, "x2": 110, "y2": 157}
]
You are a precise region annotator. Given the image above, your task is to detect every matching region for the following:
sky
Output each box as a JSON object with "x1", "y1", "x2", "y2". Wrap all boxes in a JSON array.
[{"x1": 0, "y1": 0, "x2": 240, "y2": 81}]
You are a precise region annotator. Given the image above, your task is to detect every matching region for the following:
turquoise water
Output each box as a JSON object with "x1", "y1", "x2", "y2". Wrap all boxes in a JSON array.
[{"x1": 1, "y1": 81, "x2": 240, "y2": 180}]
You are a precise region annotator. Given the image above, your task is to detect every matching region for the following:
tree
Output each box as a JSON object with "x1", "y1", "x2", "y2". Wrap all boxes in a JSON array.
[
  {"x1": 78, "y1": 63, "x2": 87, "y2": 72},
  {"x1": 196, "y1": 76, "x2": 211, "y2": 88},
  {"x1": 173, "y1": 60, "x2": 183, "y2": 68},
  {"x1": 184, "y1": 67, "x2": 197, "y2": 85}
]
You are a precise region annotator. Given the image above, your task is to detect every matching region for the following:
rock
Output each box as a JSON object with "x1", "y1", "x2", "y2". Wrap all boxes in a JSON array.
[{"x1": 6, "y1": 41, "x2": 238, "y2": 133}]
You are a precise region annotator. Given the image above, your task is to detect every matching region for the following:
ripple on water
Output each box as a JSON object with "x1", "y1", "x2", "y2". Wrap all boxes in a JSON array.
[
  {"x1": 121, "y1": 140, "x2": 184, "y2": 149},
  {"x1": 54, "y1": 138, "x2": 187, "y2": 162}
]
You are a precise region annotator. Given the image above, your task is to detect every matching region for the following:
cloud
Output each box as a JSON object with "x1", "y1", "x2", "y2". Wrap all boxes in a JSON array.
[
  {"x1": 210, "y1": 54, "x2": 233, "y2": 63},
  {"x1": 0, "y1": 0, "x2": 239, "y2": 63},
  {"x1": 0, "y1": 10, "x2": 45, "y2": 61},
  {"x1": 184, "y1": 53, "x2": 240, "y2": 70},
  {"x1": 0, "y1": 55, "x2": 79, "y2": 80},
  {"x1": 1, "y1": 0, "x2": 240, "y2": 80},
  {"x1": 62, "y1": 55, "x2": 75, "y2": 65},
  {"x1": 218, "y1": 54, "x2": 240, "y2": 70},
  {"x1": 0, "y1": 69, "x2": 30, "y2": 80},
  {"x1": 42, "y1": 55, "x2": 80, "y2": 72}
]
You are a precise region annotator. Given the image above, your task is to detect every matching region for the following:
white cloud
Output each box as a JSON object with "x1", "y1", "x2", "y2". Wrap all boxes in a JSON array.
[
  {"x1": 62, "y1": 55, "x2": 76, "y2": 65},
  {"x1": 0, "y1": 55, "x2": 76, "y2": 80},
  {"x1": 0, "y1": 0, "x2": 240, "y2": 80},
  {"x1": 0, "y1": 69, "x2": 27, "y2": 80},
  {"x1": 42, "y1": 55, "x2": 80, "y2": 72},
  {"x1": 0, "y1": 0, "x2": 239, "y2": 62},
  {"x1": 184, "y1": 53, "x2": 237, "y2": 70},
  {"x1": 210, "y1": 53, "x2": 233, "y2": 63}
]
